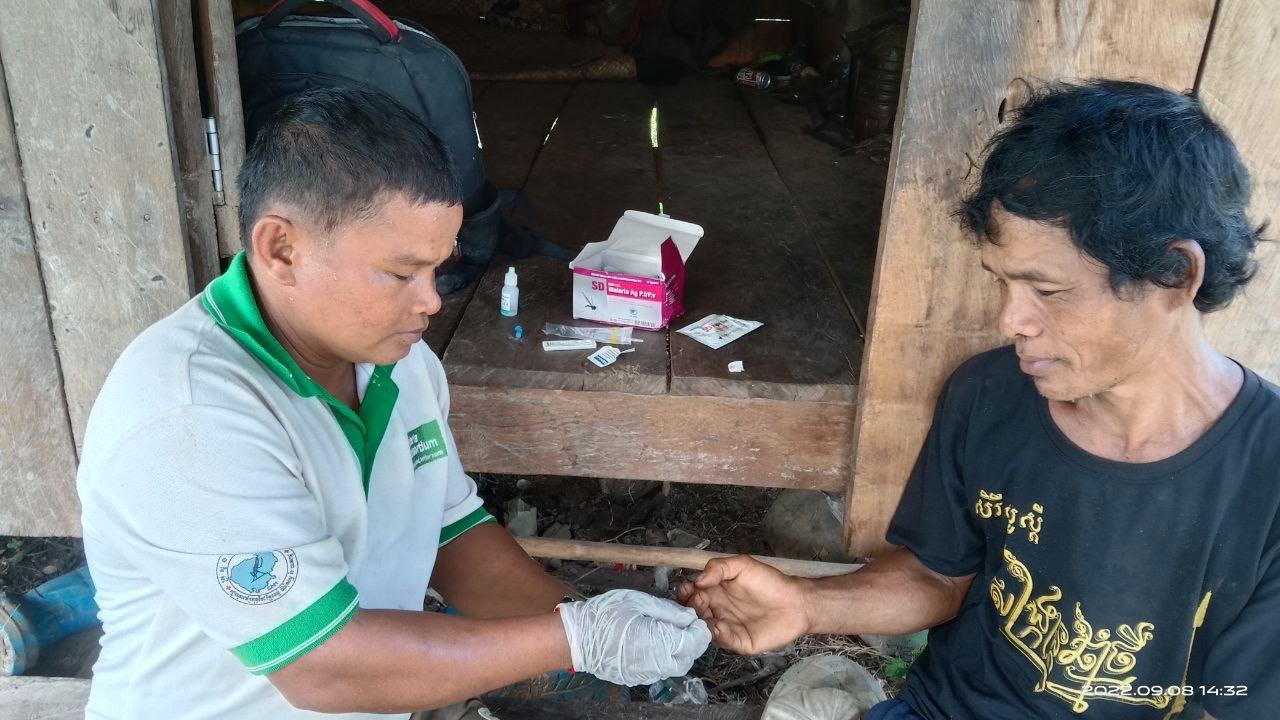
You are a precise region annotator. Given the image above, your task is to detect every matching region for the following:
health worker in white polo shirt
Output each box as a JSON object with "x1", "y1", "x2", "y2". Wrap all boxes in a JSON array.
[{"x1": 77, "y1": 87, "x2": 710, "y2": 720}]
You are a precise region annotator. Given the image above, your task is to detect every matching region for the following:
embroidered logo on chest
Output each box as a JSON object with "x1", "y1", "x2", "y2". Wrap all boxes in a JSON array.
[{"x1": 408, "y1": 420, "x2": 448, "y2": 469}]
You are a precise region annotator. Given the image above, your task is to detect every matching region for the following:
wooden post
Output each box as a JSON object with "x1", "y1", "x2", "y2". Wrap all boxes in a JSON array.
[
  {"x1": 0, "y1": 1, "x2": 194, "y2": 450},
  {"x1": 158, "y1": 0, "x2": 222, "y2": 290},
  {"x1": 1199, "y1": 0, "x2": 1280, "y2": 381},
  {"x1": 515, "y1": 537, "x2": 863, "y2": 578},
  {"x1": 845, "y1": 0, "x2": 1216, "y2": 555},
  {"x1": 197, "y1": 0, "x2": 248, "y2": 258},
  {"x1": 0, "y1": 59, "x2": 80, "y2": 537}
]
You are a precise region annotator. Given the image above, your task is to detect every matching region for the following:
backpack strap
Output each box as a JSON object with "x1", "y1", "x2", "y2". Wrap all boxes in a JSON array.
[{"x1": 261, "y1": 0, "x2": 401, "y2": 43}]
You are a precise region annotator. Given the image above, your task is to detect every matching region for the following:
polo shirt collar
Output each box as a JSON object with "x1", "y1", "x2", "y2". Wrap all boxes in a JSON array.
[{"x1": 201, "y1": 252, "x2": 399, "y2": 493}]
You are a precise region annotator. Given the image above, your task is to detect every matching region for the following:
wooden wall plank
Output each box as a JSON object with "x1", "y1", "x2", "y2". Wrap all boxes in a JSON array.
[
  {"x1": 450, "y1": 387, "x2": 853, "y2": 492},
  {"x1": 0, "y1": 0, "x2": 194, "y2": 451},
  {"x1": 0, "y1": 58, "x2": 80, "y2": 537},
  {"x1": 158, "y1": 0, "x2": 221, "y2": 290},
  {"x1": 845, "y1": 0, "x2": 1215, "y2": 554},
  {"x1": 1199, "y1": 0, "x2": 1280, "y2": 382}
]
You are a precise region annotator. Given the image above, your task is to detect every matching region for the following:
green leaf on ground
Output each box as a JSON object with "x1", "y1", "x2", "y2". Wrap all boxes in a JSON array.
[
  {"x1": 883, "y1": 657, "x2": 912, "y2": 679},
  {"x1": 5, "y1": 538, "x2": 23, "y2": 551}
]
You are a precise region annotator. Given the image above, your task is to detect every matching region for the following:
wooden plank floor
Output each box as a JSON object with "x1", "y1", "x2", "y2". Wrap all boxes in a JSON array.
[
  {"x1": 660, "y1": 79, "x2": 863, "y2": 403},
  {"x1": 425, "y1": 82, "x2": 572, "y2": 356},
  {"x1": 437, "y1": 79, "x2": 882, "y2": 491},
  {"x1": 739, "y1": 90, "x2": 885, "y2": 336},
  {"x1": 442, "y1": 83, "x2": 670, "y2": 394}
]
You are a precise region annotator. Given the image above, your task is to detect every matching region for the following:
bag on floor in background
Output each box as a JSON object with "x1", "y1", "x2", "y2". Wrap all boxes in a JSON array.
[{"x1": 236, "y1": 0, "x2": 569, "y2": 295}]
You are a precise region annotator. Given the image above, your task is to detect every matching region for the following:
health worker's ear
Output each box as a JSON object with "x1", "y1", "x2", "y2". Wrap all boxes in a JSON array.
[{"x1": 249, "y1": 213, "x2": 304, "y2": 287}]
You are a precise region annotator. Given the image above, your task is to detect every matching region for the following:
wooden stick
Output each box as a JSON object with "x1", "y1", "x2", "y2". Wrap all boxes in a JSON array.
[{"x1": 515, "y1": 536, "x2": 862, "y2": 578}]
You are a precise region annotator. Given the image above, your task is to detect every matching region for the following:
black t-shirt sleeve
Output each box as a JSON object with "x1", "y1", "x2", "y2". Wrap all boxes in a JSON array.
[
  {"x1": 1199, "y1": 549, "x2": 1280, "y2": 717},
  {"x1": 885, "y1": 367, "x2": 985, "y2": 578}
]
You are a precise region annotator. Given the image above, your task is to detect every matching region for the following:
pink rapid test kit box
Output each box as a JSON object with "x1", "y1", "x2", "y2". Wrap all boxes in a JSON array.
[{"x1": 569, "y1": 211, "x2": 704, "y2": 330}]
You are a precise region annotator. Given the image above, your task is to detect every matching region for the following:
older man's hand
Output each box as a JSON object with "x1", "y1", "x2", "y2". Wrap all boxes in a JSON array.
[{"x1": 676, "y1": 555, "x2": 812, "y2": 655}]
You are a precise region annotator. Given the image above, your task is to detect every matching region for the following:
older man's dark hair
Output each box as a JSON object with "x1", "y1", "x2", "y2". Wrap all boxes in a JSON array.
[
  {"x1": 959, "y1": 79, "x2": 1264, "y2": 312},
  {"x1": 237, "y1": 86, "x2": 462, "y2": 247}
]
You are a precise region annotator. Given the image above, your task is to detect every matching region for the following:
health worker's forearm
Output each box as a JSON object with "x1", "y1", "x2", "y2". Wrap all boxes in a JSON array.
[
  {"x1": 270, "y1": 608, "x2": 571, "y2": 713},
  {"x1": 431, "y1": 521, "x2": 572, "y2": 617}
]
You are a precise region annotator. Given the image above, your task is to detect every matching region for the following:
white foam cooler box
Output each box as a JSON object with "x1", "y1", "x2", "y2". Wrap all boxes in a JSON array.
[{"x1": 569, "y1": 211, "x2": 704, "y2": 330}]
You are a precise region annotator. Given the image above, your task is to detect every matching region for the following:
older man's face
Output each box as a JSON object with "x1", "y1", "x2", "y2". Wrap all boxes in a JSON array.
[
  {"x1": 979, "y1": 204, "x2": 1181, "y2": 402},
  {"x1": 288, "y1": 193, "x2": 462, "y2": 366}
]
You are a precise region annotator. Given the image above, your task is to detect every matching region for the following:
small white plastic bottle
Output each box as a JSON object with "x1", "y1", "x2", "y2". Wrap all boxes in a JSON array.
[{"x1": 499, "y1": 266, "x2": 519, "y2": 317}]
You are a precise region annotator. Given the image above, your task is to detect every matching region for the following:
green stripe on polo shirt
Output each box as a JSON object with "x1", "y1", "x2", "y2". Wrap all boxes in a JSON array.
[
  {"x1": 202, "y1": 252, "x2": 399, "y2": 494},
  {"x1": 232, "y1": 579, "x2": 359, "y2": 675},
  {"x1": 439, "y1": 507, "x2": 497, "y2": 547}
]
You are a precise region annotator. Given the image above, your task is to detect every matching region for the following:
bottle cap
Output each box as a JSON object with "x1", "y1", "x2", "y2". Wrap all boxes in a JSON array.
[{"x1": 504, "y1": 266, "x2": 518, "y2": 285}]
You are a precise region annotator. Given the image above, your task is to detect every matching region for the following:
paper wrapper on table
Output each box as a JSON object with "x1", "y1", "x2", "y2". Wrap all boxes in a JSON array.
[{"x1": 569, "y1": 211, "x2": 703, "y2": 330}]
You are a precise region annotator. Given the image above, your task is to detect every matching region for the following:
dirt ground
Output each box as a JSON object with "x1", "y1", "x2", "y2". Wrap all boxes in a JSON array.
[
  {"x1": 0, "y1": 537, "x2": 84, "y2": 596},
  {"x1": 475, "y1": 474, "x2": 911, "y2": 703}
]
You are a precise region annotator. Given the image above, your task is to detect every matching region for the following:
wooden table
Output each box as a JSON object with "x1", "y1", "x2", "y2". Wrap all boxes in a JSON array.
[{"x1": 431, "y1": 78, "x2": 880, "y2": 495}]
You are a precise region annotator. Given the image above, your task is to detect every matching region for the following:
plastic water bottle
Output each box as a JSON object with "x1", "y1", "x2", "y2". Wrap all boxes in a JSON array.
[
  {"x1": 648, "y1": 676, "x2": 708, "y2": 705},
  {"x1": 500, "y1": 266, "x2": 519, "y2": 317}
]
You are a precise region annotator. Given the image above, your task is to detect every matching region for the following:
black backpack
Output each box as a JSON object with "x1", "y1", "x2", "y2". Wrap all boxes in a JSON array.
[{"x1": 236, "y1": 0, "x2": 565, "y2": 294}]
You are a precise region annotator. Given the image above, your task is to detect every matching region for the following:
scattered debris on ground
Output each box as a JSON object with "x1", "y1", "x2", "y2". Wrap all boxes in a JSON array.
[
  {"x1": 475, "y1": 474, "x2": 912, "y2": 705},
  {"x1": 476, "y1": 474, "x2": 781, "y2": 557},
  {"x1": 0, "y1": 537, "x2": 84, "y2": 596}
]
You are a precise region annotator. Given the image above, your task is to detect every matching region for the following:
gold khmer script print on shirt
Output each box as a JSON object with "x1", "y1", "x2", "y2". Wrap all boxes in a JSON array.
[
  {"x1": 975, "y1": 490, "x2": 1044, "y2": 544},
  {"x1": 974, "y1": 489, "x2": 1211, "y2": 716}
]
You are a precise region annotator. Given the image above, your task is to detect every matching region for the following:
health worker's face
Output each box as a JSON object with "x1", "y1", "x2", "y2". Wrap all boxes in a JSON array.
[
  {"x1": 288, "y1": 194, "x2": 462, "y2": 365},
  {"x1": 979, "y1": 204, "x2": 1180, "y2": 402}
]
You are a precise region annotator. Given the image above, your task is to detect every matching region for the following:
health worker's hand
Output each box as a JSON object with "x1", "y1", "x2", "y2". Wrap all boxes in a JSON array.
[{"x1": 556, "y1": 589, "x2": 711, "y2": 686}]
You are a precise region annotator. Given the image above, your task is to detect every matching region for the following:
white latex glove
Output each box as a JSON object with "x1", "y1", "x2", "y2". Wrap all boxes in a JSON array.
[{"x1": 556, "y1": 589, "x2": 712, "y2": 686}]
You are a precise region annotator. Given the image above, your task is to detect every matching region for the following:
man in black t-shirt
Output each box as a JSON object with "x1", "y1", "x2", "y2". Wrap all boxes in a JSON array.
[{"x1": 678, "y1": 81, "x2": 1276, "y2": 720}]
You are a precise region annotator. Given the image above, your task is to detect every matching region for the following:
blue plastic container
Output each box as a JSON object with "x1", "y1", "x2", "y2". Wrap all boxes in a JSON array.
[{"x1": 1, "y1": 565, "x2": 100, "y2": 675}]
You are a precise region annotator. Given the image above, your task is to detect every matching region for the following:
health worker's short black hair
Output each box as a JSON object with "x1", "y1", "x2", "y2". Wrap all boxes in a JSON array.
[
  {"x1": 238, "y1": 86, "x2": 461, "y2": 246},
  {"x1": 959, "y1": 79, "x2": 1264, "y2": 312}
]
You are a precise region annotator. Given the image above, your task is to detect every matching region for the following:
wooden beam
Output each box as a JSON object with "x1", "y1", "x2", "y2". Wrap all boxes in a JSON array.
[
  {"x1": 157, "y1": 0, "x2": 221, "y2": 291},
  {"x1": 845, "y1": 0, "x2": 1216, "y2": 555},
  {"x1": 0, "y1": 677, "x2": 90, "y2": 720},
  {"x1": 1199, "y1": 0, "x2": 1280, "y2": 382},
  {"x1": 0, "y1": 57, "x2": 80, "y2": 537},
  {"x1": 197, "y1": 0, "x2": 247, "y2": 258},
  {"x1": 449, "y1": 386, "x2": 854, "y2": 492},
  {"x1": 516, "y1": 537, "x2": 862, "y2": 578},
  {"x1": 0, "y1": 0, "x2": 196, "y2": 450}
]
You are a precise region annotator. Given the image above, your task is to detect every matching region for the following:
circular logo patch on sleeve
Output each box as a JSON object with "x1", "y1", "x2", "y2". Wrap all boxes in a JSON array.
[{"x1": 216, "y1": 549, "x2": 299, "y2": 605}]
